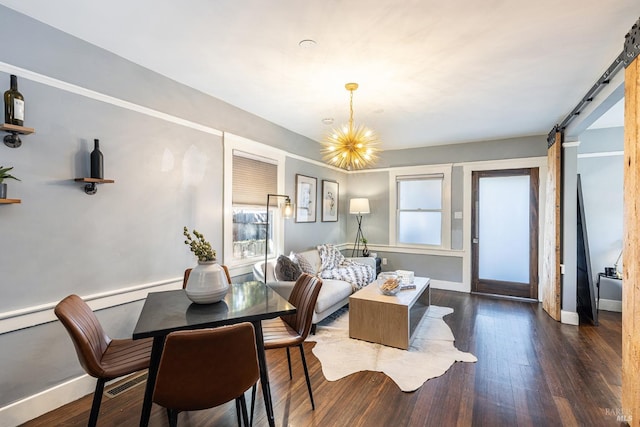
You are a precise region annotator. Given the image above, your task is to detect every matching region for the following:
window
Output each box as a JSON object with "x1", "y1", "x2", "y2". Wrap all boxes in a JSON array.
[
  {"x1": 389, "y1": 165, "x2": 451, "y2": 249},
  {"x1": 231, "y1": 153, "x2": 276, "y2": 262},
  {"x1": 397, "y1": 175, "x2": 443, "y2": 246},
  {"x1": 223, "y1": 133, "x2": 287, "y2": 268}
]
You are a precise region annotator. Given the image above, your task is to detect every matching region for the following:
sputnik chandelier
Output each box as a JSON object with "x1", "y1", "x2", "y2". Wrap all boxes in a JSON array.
[{"x1": 321, "y1": 83, "x2": 379, "y2": 170}]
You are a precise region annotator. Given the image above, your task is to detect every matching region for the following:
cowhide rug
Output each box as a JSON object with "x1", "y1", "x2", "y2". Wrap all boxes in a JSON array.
[{"x1": 307, "y1": 305, "x2": 477, "y2": 392}]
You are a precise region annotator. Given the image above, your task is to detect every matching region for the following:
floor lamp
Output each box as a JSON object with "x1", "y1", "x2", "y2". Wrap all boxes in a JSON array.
[
  {"x1": 350, "y1": 198, "x2": 370, "y2": 257},
  {"x1": 264, "y1": 194, "x2": 294, "y2": 283}
]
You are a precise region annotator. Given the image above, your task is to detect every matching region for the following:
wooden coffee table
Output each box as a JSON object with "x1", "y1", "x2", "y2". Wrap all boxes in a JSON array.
[{"x1": 349, "y1": 277, "x2": 430, "y2": 350}]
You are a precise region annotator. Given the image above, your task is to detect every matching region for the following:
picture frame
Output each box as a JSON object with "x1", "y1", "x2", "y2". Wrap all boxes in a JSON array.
[
  {"x1": 321, "y1": 180, "x2": 339, "y2": 222},
  {"x1": 295, "y1": 174, "x2": 317, "y2": 223}
]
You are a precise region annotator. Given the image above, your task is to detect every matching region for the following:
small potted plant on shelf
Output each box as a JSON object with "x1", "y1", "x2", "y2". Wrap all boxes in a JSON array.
[{"x1": 0, "y1": 166, "x2": 20, "y2": 199}]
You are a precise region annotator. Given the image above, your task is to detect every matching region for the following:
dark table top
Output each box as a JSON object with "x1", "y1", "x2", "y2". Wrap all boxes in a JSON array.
[{"x1": 133, "y1": 281, "x2": 296, "y2": 339}]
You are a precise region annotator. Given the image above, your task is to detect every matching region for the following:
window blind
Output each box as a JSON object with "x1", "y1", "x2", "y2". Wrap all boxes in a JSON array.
[{"x1": 232, "y1": 153, "x2": 277, "y2": 206}]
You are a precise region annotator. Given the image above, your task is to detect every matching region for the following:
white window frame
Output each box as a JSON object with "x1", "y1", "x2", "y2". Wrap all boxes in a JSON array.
[
  {"x1": 389, "y1": 164, "x2": 452, "y2": 250},
  {"x1": 223, "y1": 132, "x2": 287, "y2": 268}
]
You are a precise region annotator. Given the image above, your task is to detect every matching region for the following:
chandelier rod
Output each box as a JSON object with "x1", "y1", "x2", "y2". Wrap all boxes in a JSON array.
[{"x1": 349, "y1": 88, "x2": 354, "y2": 133}]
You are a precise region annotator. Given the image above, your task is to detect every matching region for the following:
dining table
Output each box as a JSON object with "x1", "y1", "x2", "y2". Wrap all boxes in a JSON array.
[{"x1": 132, "y1": 280, "x2": 296, "y2": 427}]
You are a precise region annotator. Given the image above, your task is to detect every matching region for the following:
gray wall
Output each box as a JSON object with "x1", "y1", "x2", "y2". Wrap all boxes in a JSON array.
[
  {"x1": 377, "y1": 135, "x2": 546, "y2": 168},
  {"x1": 1, "y1": 78, "x2": 222, "y2": 310},
  {"x1": 346, "y1": 171, "x2": 390, "y2": 245},
  {"x1": 577, "y1": 127, "x2": 624, "y2": 302},
  {"x1": 371, "y1": 251, "x2": 464, "y2": 282},
  {"x1": 0, "y1": 5, "x2": 330, "y2": 409},
  {"x1": 451, "y1": 166, "x2": 464, "y2": 250},
  {"x1": 284, "y1": 157, "x2": 348, "y2": 253}
]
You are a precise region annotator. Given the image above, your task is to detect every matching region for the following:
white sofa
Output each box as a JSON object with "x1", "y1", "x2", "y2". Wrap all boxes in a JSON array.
[{"x1": 253, "y1": 249, "x2": 376, "y2": 328}]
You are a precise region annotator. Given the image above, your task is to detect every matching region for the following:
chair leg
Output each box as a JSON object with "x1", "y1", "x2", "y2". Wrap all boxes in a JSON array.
[
  {"x1": 311, "y1": 324, "x2": 317, "y2": 335},
  {"x1": 235, "y1": 398, "x2": 241, "y2": 426},
  {"x1": 298, "y1": 344, "x2": 315, "y2": 410},
  {"x1": 250, "y1": 383, "x2": 257, "y2": 427},
  {"x1": 88, "y1": 378, "x2": 106, "y2": 427},
  {"x1": 286, "y1": 347, "x2": 292, "y2": 380},
  {"x1": 238, "y1": 395, "x2": 249, "y2": 427},
  {"x1": 167, "y1": 408, "x2": 178, "y2": 427}
]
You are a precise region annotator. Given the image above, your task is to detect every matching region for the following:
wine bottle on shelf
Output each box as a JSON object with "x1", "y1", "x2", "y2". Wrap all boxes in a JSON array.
[
  {"x1": 4, "y1": 74, "x2": 24, "y2": 126},
  {"x1": 90, "y1": 139, "x2": 104, "y2": 179}
]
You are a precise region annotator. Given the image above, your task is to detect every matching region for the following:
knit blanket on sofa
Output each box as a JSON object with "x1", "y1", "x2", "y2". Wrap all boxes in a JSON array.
[{"x1": 317, "y1": 244, "x2": 375, "y2": 291}]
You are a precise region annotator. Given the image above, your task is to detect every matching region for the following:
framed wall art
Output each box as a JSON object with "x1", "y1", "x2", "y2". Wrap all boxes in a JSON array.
[
  {"x1": 295, "y1": 174, "x2": 317, "y2": 223},
  {"x1": 321, "y1": 180, "x2": 339, "y2": 222}
]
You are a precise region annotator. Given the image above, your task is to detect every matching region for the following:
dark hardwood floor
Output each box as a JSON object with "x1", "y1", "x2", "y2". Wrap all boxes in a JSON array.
[{"x1": 20, "y1": 290, "x2": 623, "y2": 427}]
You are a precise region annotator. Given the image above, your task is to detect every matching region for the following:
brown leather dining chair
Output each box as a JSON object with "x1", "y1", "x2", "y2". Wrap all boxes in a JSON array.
[
  {"x1": 183, "y1": 264, "x2": 232, "y2": 288},
  {"x1": 152, "y1": 323, "x2": 260, "y2": 427},
  {"x1": 251, "y1": 273, "x2": 323, "y2": 420},
  {"x1": 183, "y1": 264, "x2": 243, "y2": 424},
  {"x1": 54, "y1": 294, "x2": 153, "y2": 427}
]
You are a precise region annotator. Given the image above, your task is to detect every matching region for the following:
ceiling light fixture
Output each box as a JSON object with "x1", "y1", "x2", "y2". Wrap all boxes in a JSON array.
[
  {"x1": 298, "y1": 39, "x2": 317, "y2": 48},
  {"x1": 321, "y1": 83, "x2": 379, "y2": 170}
]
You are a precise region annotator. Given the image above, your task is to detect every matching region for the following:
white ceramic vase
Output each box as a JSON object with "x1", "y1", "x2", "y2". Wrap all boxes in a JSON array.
[{"x1": 185, "y1": 261, "x2": 229, "y2": 304}]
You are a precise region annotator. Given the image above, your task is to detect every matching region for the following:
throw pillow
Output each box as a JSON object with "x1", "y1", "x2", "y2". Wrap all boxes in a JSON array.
[
  {"x1": 317, "y1": 244, "x2": 345, "y2": 271},
  {"x1": 274, "y1": 255, "x2": 302, "y2": 281},
  {"x1": 292, "y1": 252, "x2": 315, "y2": 275}
]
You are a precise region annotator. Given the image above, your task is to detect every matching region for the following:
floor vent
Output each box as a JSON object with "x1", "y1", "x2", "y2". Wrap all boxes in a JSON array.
[{"x1": 105, "y1": 372, "x2": 148, "y2": 398}]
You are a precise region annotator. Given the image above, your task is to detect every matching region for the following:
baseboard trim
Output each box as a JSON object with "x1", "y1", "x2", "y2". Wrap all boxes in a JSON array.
[
  {"x1": 561, "y1": 310, "x2": 580, "y2": 325},
  {"x1": 598, "y1": 299, "x2": 622, "y2": 312},
  {"x1": 0, "y1": 374, "x2": 96, "y2": 427},
  {"x1": 429, "y1": 280, "x2": 468, "y2": 293}
]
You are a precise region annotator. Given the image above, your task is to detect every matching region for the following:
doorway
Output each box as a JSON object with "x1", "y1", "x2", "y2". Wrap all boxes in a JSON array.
[{"x1": 471, "y1": 168, "x2": 539, "y2": 299}]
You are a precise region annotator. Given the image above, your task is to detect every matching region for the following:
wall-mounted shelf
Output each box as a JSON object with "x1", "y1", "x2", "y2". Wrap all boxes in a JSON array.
[
  {"x1": 1, "y1": 123, "x2": 35, "y2": 148},
  {"x1": 0, "y1": 198, "x2": 21, "y2": 204},
  {"x1": 74, "y1": 178, "x2": 115, "y2": 195}
]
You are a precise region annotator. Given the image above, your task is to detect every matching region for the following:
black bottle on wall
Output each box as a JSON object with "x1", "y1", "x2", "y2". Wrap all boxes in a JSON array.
[
  {"x1": 4, "y1": 74, "x2": 24, "y2": 126},
  {"x1": 90, "y1": 139, "x2": 104, "y2": 179}
]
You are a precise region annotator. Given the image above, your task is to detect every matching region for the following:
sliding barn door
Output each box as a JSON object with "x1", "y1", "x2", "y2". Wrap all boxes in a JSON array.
[
  {"x1": 623, "y1": 21, "x2": 640, "y2": 425},
  {"x1": 541, "y1": 131, "x2": 561, "y2": 320}
]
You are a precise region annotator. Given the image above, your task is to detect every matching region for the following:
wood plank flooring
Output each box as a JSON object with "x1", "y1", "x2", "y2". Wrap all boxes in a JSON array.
[{"x1": 20, "y1": 290, "x2": 623, "y2": 427}]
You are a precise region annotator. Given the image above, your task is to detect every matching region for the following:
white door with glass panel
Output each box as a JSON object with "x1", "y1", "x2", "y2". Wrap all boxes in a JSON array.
[{"x1": 471, "y1": 169, "x2": 539, "y2": 299}]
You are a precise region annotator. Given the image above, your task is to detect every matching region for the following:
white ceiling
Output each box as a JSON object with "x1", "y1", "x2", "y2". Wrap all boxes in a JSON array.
[{"x1": 1, "y1": 0, "x2": 637, "y2": 151}]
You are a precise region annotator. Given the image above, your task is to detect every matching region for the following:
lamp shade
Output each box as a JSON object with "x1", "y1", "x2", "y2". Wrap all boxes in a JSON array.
[
  {"x1": 349, "y1": 198, "x2": 370, "y2": 215},
  {"x1": 281, "y1": 199, "x2": 295, "y2": 219}
]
